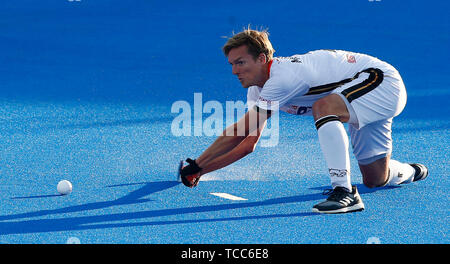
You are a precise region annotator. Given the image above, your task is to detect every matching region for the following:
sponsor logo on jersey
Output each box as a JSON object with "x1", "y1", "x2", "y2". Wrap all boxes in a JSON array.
[
  {"x1": 346, "y1": 54, "x2": 356, "y2": 63},
  {"x1": 284, "y1": 105, "x2": 312, "y2": 115}
]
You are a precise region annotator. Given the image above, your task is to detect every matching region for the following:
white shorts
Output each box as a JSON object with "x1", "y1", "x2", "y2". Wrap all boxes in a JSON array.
[{"x1": 332, "y1": 67, "x2": 407, "y2": 161}]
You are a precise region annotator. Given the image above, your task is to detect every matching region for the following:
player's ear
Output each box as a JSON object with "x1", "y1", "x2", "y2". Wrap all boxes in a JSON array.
[{"x1": 257, "y1": 53, "x2": 267, "y2": 64}]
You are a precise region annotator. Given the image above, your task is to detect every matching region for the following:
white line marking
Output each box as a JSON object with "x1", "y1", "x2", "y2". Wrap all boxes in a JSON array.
[{"x1": 210, "y1": 193, "x2": 247, "y2": 201}]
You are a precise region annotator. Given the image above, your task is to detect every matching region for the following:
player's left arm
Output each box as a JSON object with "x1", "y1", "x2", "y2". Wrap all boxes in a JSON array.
[
  {"x1": 195, "y1": 106, "x2": 271, "y2": 171},
  {"x1": 197, "y1": 120, "x2": 267, "y2": 176},
  {"x1": 179, "y1": 106, "x2": 271, "y2": 187}
]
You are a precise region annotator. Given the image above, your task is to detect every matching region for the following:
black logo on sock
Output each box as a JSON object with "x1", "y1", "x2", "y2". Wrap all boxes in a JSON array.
[{"x1": 329, "y1": 169, "x2": 348, "y2": 177}]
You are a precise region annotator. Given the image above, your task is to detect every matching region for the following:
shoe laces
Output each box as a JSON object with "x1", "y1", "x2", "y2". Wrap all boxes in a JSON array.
[{"x1": 322, "y1": 187, "x2": 350, "y2": 201}]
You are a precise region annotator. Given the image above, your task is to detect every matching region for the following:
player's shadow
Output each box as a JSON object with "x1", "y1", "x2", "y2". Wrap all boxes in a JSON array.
[
  {"x1": 309, "y1": 183, "x2": 402, "y2": 194},
  {"x1": 3, "y1": 181, "x2": 179, "y2": 222},
  {"x1": 0, "y1": 180, "x2": 322, "y2": 235},
  {"x1": 12, "y1": 194, "x2": 62, "y2": 199}
]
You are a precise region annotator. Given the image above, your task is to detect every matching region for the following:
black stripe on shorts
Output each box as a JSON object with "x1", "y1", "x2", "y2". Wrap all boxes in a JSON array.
[
  {"x1": 341, "y1": 68, "x2": 384, "y2": 103},
  {"x1": 305, "y1": 77, "x2": 355, "y2": 96}
]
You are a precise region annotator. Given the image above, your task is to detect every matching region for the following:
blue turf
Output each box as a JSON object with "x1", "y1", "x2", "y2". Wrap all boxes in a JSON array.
[{"x1": 0, "y1": 0, "x2": 449, "y2": 244}]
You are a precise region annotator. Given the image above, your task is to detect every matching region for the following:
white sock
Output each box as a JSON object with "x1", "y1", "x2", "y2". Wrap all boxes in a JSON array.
[
  {"x1": 386, "y1": 159, "x2": 416, "y2": 186},
  {"x1": 316, "y1": 115, "x2": 352, "y2": 192}
]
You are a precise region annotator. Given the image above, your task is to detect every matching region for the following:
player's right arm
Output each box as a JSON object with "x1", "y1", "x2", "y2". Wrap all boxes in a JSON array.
[
  {"x1": 195, "y1": 106, "x2": 271, "y2": 171},
  {"x1": 196, "y1": 114, "x2": 267, "y2": 176}
]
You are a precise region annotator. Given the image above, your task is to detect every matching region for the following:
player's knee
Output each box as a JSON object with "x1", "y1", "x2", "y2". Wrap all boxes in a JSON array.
[
  {"x1": 312, "y1": 98, "x2": 332, "y2": 120},
  {"x1": 312, "y1": 97, "x2": 336, "y2": 120},
  {"x1": 362, "y1": 172, "x2": 388, "y2": 188},
  {"x1": 363, "y1": 178, "x2": 379, "y2": 189},
  {"x1": 360, "y1": 157, "x2": 390, "y2": 188},
  {"x1": 312, "y1": 95, "x2": 347, "y2": 121}
]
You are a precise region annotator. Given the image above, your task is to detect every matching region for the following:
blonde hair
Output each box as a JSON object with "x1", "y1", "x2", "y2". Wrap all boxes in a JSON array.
[{"x1": 222, "y1": 27, "x2": 275, "y2": 62}]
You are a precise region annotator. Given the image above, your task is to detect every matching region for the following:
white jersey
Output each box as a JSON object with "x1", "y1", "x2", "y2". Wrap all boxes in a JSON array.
[
  {"x1": 247, "y1": 49, "x2": 398, "y2": 115},
  {"x1": 247, "y1": 49, "x2": 408, "y2": 161}
]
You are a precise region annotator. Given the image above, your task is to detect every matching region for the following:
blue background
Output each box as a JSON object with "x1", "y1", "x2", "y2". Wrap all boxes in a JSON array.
[{"x1": 0, "y1": 0, "x2": 448, "y2": 243}]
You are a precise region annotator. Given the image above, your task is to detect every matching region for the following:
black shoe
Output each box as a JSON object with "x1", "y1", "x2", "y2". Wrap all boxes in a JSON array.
[
  {"x1": 312, "y1": 186, "x2": 365, "y2": 214},
  {"x1": 409, "y1": 163, "x2": 429, "y2": 182}
]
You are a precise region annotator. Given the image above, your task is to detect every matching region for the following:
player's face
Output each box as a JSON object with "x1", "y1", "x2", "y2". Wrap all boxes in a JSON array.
[{"x1": 227, "y1": 45, "x2": 267, "y2": 88}]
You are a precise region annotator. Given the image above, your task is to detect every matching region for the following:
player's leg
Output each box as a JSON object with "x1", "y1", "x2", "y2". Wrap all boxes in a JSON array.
[
  {"x1": 345, "y1": 68, "x2": 428, "y2": 187},
  {"x1": 312, "y1": 68, "x2": 398, "y2": 213},
  {"x1": 312, "y1": 67, "x2": 390, "y2": 192},
  {"x1": 312, "y1": 93, "x2": 350, "y2": 122},
  {"x1": 358, "y1": 152, "x2": 428, "y2": 188},
  {"x1": 312, "y1": 93, "x2": 352, "y2": 192},
  {"x1": 311, "y1": 93, "x2": 365, "y2": 214},
  {"x1": 311, "y1": 67, "x2": 428, "y2": 213},
  {"x1": 358, "y1": 154, "x2": 390, "y2": 188}
]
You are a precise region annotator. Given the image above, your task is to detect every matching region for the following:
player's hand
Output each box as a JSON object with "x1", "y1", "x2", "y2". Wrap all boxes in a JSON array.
[{"x1": 180, "y1": 158, "x2": 202, "y2": 188}]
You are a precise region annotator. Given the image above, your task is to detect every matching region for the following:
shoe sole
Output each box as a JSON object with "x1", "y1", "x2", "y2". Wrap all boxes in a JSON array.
[{"x1": 312, "y1": 203, "x2": 365, "y2": 214}]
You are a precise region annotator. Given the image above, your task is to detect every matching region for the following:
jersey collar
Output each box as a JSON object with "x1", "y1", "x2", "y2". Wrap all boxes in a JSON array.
[{"x1": 267, "y1": 60, "x2": 273, "y2": 77}]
